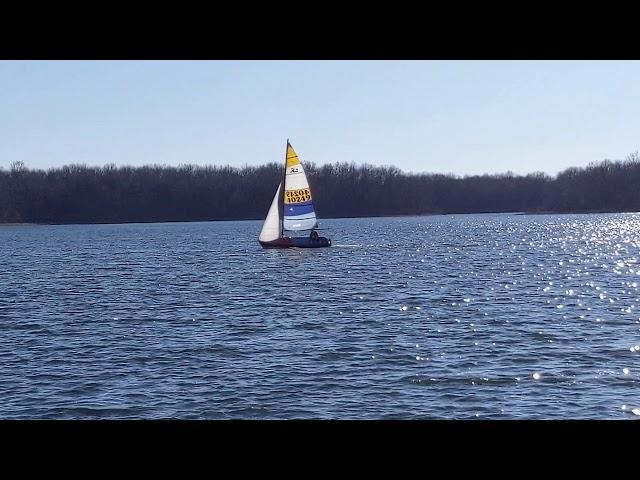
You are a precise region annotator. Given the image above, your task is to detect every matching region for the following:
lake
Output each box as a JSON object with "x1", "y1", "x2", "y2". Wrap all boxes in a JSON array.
[{"x1": 1, "y1": 213, "x2": 639, "y2": 419}]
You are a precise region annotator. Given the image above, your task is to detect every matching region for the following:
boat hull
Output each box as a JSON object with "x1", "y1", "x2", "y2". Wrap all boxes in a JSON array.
[
  {"x1": 291, "y1": 236, "x2": 331, "y2": 248},
  {"x1": 259, "y1": 237, "x2": 294, "y2": 248},
  {"x1": 259, "y1": 236, "x2": 331, "y2": 249}
]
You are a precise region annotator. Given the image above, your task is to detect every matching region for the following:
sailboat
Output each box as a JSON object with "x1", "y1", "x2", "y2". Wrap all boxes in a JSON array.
[{"x1": 259, "y1": 140, "x2": 331, "y2": 249}]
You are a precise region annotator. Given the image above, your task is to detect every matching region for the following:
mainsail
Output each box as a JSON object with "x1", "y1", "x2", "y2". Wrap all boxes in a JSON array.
[
  {"x1": 283, "y1": 142, "x2": 318, "y2": 231},
  {"x1": 258, "y1": 181, "x2": 283, "y2": 242}
]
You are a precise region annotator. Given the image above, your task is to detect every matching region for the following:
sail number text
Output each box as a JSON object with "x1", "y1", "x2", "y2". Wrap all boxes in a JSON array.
[{"x1": 285, "y1": 188, "x2": 312, "y2": 203}]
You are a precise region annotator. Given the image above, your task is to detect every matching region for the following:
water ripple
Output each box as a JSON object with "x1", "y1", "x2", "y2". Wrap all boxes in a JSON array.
[{"x1": 1, "y1": 214, "x2": 640, "y2": 418}]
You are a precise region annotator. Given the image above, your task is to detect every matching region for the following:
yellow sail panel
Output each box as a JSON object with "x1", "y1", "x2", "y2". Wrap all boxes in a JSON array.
[{"x1": 286, "y1": 144, "x2": 300, "y2": 168}]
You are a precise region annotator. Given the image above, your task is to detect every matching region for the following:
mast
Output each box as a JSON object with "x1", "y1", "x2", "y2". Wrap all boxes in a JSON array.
[{"x1": 280, "y1": 139, "x2": 289, "y2": 238}]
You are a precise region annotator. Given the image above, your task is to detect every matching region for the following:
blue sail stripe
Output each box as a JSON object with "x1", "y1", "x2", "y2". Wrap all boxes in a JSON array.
[
  {"x1": 284, "y1": 200, "x2": 313, "y2": 207},
  {"x1": 284, "y1": 202, "x2": 315, "y2": 217}
]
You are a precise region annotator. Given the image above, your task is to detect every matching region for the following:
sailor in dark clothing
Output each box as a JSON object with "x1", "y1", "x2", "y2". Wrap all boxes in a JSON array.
[{"x1": 310, "y1": 230, "x2": 319, "y2": 240}]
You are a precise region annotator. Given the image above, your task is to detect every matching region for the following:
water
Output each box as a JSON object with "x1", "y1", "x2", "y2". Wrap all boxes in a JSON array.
[{"x1": 1, "y1": 213, "x2": 640, "y2": 419}]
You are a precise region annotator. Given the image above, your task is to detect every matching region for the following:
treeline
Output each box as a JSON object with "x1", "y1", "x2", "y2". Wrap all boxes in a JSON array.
[{"x1": 1, "y1": 153, "x2": 639, "y2": 223}]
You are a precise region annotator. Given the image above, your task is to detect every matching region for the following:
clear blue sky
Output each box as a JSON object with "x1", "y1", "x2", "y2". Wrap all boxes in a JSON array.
[{"x1": 1, "y1": 60, "x2": 638, "y2": 175}]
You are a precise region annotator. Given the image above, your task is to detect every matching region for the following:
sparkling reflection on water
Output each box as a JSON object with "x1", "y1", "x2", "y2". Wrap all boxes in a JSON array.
[{"x1": 1, "y1": 213, "x2": 639, "y2": 419}]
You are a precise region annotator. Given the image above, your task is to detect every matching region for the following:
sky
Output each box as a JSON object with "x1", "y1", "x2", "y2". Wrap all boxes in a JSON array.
[{"x1": 0, "y1": 60, "x2": 639, "y2": 176}]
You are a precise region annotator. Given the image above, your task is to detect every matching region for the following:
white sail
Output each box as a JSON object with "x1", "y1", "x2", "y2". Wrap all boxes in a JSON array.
[
  {"x1": 259, "y1": 181, "x2": 283, "y2": 242},
  {"x1": 283, "y1": 142, "x2": 318, "y2": 231}
]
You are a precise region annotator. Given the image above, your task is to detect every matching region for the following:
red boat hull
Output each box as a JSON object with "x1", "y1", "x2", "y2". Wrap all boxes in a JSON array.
[{"x1": 259, "y1": 237, "x2": 295, "y2": 248}]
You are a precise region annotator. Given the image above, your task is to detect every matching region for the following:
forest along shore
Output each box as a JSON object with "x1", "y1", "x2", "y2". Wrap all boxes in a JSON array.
[{"x1": 1, "y1": 153, "x2": 639, "y2": 224}]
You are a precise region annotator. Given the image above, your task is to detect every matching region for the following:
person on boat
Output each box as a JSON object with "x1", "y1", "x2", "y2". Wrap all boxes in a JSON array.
[{"x1": 310, "y1": 230, "x2": 319, "y2": 240}]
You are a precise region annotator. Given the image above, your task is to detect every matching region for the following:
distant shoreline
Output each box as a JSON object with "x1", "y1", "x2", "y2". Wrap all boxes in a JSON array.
[
  {"x1": 2, "y1": 210, "x2": 639, "y2": 227},
  {"x1": 3, "y1": 155, "x2": 640, "y2": 225}
]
